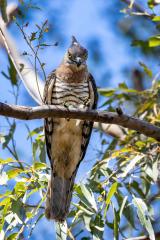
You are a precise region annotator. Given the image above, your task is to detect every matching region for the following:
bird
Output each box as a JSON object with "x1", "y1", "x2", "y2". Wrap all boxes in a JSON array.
[{"x1": 43, "y1": 36, "x2": 98, "y2": 222}]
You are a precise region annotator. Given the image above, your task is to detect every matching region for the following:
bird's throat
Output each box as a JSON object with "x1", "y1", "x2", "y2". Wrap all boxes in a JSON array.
[{"x1": 55, "y1": 64, "x2": 88, "y2": 83}]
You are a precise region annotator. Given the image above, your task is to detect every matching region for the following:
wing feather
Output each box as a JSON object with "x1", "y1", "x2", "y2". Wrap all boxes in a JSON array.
[
  {"x1": 79, "y1": 73, "x2": 98, "y2": 166},
  {"x1": 43, "y1": 70, "x2": 56, "y2": 168}
]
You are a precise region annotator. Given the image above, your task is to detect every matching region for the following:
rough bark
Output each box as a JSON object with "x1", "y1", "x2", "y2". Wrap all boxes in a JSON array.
[{"x1": 0, "y1": 102, "x2": 160, "y2": 141}]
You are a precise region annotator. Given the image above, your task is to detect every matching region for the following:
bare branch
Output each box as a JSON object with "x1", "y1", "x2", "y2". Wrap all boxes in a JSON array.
[
  {"x1": 0, "y1": 3, "x2": 19, "y2": 44},
  {"x1": 0, "y1": 102, "x2": 160, "y2": 141}
]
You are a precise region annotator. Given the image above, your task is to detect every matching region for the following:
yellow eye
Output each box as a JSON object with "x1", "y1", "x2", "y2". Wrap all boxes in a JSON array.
[{"x1": 84, "y1": 52, "x2": 88, "y2": 59}]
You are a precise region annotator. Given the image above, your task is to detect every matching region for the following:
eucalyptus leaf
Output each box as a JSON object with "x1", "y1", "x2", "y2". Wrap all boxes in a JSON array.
[
  {"x1": 119, "y1": 155, "x2": 144, "y2": 178},
  {"x1": 105, "y1": 182, "x2": 118, "y2": 215},
  {"x1": 132, "y1": 197, "x2": 155, "y2": 240},
  {"x1": 77, "y1": 184, "x2": 97, "y2": 212}
]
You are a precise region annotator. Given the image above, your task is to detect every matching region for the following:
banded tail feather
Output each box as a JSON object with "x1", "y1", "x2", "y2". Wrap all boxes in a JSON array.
[{"x1": 45, "y1": 171, "x2": 77, "y2": 222}]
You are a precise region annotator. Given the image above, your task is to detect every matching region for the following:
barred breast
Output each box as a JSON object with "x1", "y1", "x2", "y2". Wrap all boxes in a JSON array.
[{"x1": 51, "y1": 78, "x2": 89, "y2": 108}]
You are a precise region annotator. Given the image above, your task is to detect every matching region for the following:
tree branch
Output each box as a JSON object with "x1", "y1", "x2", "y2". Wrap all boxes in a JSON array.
[
  {"x1": 94, "y1": 122, "x2": 125, "y2": 140},
  {"x1": 0, "y1": 102, "x2": 160, "y2": 141}
]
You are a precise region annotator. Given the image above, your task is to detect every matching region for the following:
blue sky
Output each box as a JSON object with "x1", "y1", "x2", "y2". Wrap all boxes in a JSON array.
[{"x1": 0, "y1": 0, "x2": 159, "y2": 239}]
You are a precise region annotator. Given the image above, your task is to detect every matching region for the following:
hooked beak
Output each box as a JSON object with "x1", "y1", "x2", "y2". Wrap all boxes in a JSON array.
[{"x1": 75, "y1": 57, "x2": 82, "y2": 67}]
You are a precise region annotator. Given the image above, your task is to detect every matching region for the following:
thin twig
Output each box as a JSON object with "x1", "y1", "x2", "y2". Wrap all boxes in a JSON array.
[
  {"x1": 16, "y1": 22, "x2": 45, "y2": 103},
  {"x1": 23, "y1": 203, "x2": 45, "y2": 209}
]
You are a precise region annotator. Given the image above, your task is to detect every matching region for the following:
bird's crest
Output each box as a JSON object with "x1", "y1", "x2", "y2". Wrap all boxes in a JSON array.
[
  {"x1": 71, "y1": 36, "x2": 79, "y2": 46},
  {"x1": 69, "y1": 36, "x2": 88, "y2": 57}
]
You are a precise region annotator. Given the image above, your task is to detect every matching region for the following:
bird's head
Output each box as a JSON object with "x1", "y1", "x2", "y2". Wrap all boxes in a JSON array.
[{"x1": 63, "y1": 36, "x2": 88, "y2": 70}]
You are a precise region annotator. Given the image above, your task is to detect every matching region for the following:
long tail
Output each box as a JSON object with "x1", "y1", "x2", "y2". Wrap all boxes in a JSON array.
[{"x1": 45, "y1": 172, "x2": 76, "y2": 222}]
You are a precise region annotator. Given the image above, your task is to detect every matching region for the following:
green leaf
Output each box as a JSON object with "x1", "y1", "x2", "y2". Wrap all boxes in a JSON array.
[
  {"x1": 33, "y1": 162, "x2": 46, "y2": 170},
  {"x1": 0, "y1": 158, "x2": 16, "y2": 164},
  {"x1": 0, "y1": 0, "x2": 8, "y2": 23},
  {"x1": 11, "y1": 199, "x2": 22, "y2": 219},
  {"x1": 119, "y1": 196, "x2": 128, "y2": 219},
  {"x1": 132, "y1": 40, "x2": 149, "y2": 51},
  {"x1": 139, "y1": 62, "x2": 152, "y2": 78},
  {"x1": 7, "y1": 233, "x2": 18, "y2": 240},
  {"x1": 14, "y1": 182, "x2": 27, "y2": 195},
  {"x1": 39, "y1": 142, "x2": 46, "y2": 163},
  {"x1": 79, "y1": 184, "x2": 97, "y2": 212},
  {"x1": 27, "y1": 127, "x2": 43, "y2": 139},
  {"x1": 118, "y1": 82, "x2": 128, "y2": 89},
  {"x1": 148, "y1": 0, "x2": 158, "y2": 9},
  {"x1": 98, "y1": 88, "x2": 115, "y2": 97},
  {"x1": 0, "y1": 197, "x2": 11, "y2": 206},
  {"x1": 105, "y1": 182, "x2": 118, "y2": 214},
  {"x1": 152, "y1": 161, "x2": 159, "y2": 182},
  {"x1": 83, "y1": 215, "x2": 91, "y2": 232},
  {"x1": 3, "y1": 122, "x2": 16, "y2": 149},
  {"x1": 91, "y1": 214, "x2": 104, "y2": 240},
  {"x1": 145, "y1": 161, "x2": 159, "y2": 182},
  {"x1": 135, "y1": 141, "x2": 146, "y2": 149},
  {"x1": 149, "y1": 35, "x2": 160, "y2": 47},
  {"x1": 0, "y1": 198, "x2": 11, "y2": 231},
  {"x1": 7, "y1": 168, "x2": 23, "y2": 179},
  {"x1": 115, "y1": 192, "x2": 136, "y2": 228},
  {"x1": 132, "y1": 197, "x2": 155, "y2": 240},
  {"x1": 130, "y1": 181, "x2": 145, "y2": 198},
  {"x1": 29, "y1": 32, "x2": 37, "y2": 41},
  {"x1": 152, "y1": 16, "x2": 160, "y2": 21},
  {"x1": 8, "y1": 56, "x2": 18, "y2": 85},
  {"x1": 119, "y1": 155, "x2": 144, "y2": 178},
  {"x1": 26, "y1": 211, "x2": 34, "y2": 219},
  {"x1": 73, "y1": 203, "x2": 94, "y2": 216},
  {"x1": 32, "y1": 141, "x2": 38, "y2": 162},
  {"x1": 39, "y1": 43, "x2": 51, "y2": 47},
  {"x1": 113, "y1": 207, "x2": 119, "y2": 240}
]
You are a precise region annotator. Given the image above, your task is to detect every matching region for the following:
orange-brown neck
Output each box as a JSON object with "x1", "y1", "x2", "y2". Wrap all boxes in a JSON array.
[{"x1": 55, "y1": 64, "x2": 88, "y2": 83}]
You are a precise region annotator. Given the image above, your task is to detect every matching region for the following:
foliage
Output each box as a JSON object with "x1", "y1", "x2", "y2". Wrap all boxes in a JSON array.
[
  {"x1": 0, "y1": 0, "x2": 8, "y2": 23},
  {"x1": 0, "y1": 1, "x2": 160, "y2": 240}
]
